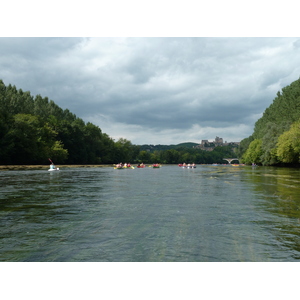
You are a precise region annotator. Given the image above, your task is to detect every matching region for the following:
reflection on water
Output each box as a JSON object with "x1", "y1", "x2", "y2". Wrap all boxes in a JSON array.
[
  {"x1": 246, "y1": 167, "x2": 300, "y2": 259},
  {"x1": 0, "y1": 165, "x2": 300, "y2": 261}
]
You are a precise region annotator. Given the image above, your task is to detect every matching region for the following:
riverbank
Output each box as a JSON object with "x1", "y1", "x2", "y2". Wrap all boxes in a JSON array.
[{"x1": 0, "y1": 165, "x2": 112, "y2": 171}]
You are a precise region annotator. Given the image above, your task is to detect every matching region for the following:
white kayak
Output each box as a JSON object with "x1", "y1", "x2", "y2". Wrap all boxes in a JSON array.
[{"x1": 48, "y1": 167, "x2": 60, "y2": 171}]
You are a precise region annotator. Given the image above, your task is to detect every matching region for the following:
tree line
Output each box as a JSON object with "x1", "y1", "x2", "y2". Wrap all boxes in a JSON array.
[
  {"x1": 0, "y1": 80, "x2": 140, "y2": 164},
  {"x1": 0, "y1": 80, "x2": 238, "y2": 165},
  {"x1": 237, "y1": 78, "x2": 300, "y2": 166},
  {"x1": 136, "y1": 145, "x2": 235, "y2": 164}
]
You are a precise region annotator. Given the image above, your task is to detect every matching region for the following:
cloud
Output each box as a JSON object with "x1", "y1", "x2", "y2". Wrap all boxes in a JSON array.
[{"x1": 1, "y1": 37, "x2": 300, "y2": 145}]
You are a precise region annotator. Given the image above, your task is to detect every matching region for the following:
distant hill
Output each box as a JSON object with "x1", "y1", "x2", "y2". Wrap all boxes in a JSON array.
[
  {"x1": 176, "y1": 142, "x2": 199, "y2": 148},
  {"x1": 139, "y1": 142, "x2": 199, "y2": 152}
]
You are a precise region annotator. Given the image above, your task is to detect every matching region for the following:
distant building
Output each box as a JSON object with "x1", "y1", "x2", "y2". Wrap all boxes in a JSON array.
[
  {"x1": 214, "y1": 136, "x2": 223, "y2": 146},
  {"x1": 195, "y1": 136, "x2": 240, "y2": 151}
]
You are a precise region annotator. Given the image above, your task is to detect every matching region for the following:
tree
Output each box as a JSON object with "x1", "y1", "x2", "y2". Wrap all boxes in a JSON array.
[
  {"x1": 237, "y1": 135, "x2": 253, "y2": 159},
  {"x1": 8, "y1": 114, "x2": 41, "y2": 163},
  {"x1": 114, "y1": 138, "x2": 138, "y2": 163},
  {"x1": 150, "y1": 151, "x2": 161, "y2": 163},
  {"x1": 160, "y1": 149, "x2": 180, "y2": 164},
  {"x1": 276, "y1": 120, "x2": 300, "y2": 164},
  {"x1": 137, "y1": 150, "x2": 151, "y2": 163},
  {"x1": 49, "y1": 141, "x2": 69, "y2": 163},
  {"x1": 242, "y1": 139, "x2": 263, "y2": 165},
  {"x1": 34, "y1": 95, "x2": 49, "y2": 120},
  {"x1": 260, "y1": 122, "x2": 290, "y2": 166},
  {"x1": 239, "y1": 78, "x2": 300, "y2": 165}
]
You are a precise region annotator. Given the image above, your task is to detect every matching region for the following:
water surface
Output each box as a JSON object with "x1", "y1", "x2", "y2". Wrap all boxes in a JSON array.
[{"x1": 1, "y1": 165, "x2": 300, "y2": 261}]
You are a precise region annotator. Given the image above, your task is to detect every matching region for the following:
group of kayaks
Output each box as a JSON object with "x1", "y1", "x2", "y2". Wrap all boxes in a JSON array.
[
  {"x1": 114, "y1": 163, "x2": 161, "y2": 169},
  {"x1": 178, "y1": 164, "x2": 196, "y2": 168},
  {"x1": 211, "y1": 163, "x2": 246, "y2": 166}
]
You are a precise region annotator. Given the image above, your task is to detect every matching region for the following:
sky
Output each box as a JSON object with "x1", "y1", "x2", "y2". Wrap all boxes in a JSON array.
[{"x1": 1, "y1": 3, "x2": 300, "y2": 146}]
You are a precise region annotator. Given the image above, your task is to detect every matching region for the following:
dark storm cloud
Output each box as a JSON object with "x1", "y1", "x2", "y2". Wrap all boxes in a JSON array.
[{"x1": 1, "y1": 37, "x2": 300, "y2": 144}]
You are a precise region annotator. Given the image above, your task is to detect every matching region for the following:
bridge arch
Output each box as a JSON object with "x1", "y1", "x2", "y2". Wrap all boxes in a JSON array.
[{"x1": 223, "y1": 158, "x2": 239, "y2": 164}]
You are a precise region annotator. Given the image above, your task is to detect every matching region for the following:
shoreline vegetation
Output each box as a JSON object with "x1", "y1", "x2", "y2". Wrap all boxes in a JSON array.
[
  {"x1": 238, "y1": 78, "x2": 300, "y2": 166},
  {"x1": 0, "y1": 165, "x2": 113, "y2": 171},
  {"x1": 2, "y1": 78, "x2": 300, "y2": 167},
  {"x1": 0, "y1": 80, "x2": 241, "y2": 166},
  {"x1": 1, "y1": 164, "x2": 299, "y2": 171}
]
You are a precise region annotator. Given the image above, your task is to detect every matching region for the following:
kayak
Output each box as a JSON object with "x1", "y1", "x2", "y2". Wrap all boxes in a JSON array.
[{"x1": 48, "y1": 168, "x2": 60, "y2": 171}]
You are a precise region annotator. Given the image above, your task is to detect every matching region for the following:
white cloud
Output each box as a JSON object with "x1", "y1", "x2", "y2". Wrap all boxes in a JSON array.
[{"x1": 1, "y1": 37, "x2": 300, "y2": 145}]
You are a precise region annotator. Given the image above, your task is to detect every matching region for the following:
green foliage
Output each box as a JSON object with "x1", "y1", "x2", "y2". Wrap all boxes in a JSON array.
[
  {"x1": 236, "y1": 135, "x2": 253, "y2": 160},
  {"x1": 8, "y1": 114, "x2": 42, "y2": 163},
  {"x1": 239, "y1": 78, "x2": 300, "y2": 166},
  {"x1": 276, "y1": 120, "x2": 300, "y2": 163},
  {"x1": 137, "y1": 150, "x2": 151, "y2": 163},
  {"x1": 1, "y1": 79, "x2": 270, "y2": 166},
  {"x1": 139, "y1": 142, "x2": 199, "y2": 152},
  {"x1": 114, "y1": 138, "x2": 139, "y2": 163},
  {"x1": 242, "y1": 139, "x2": 263, "y2": 165},
  {"x1": 134, "y1": 145, "x2": 236, "y2": 164},
  {"x1": 0, "y1": 80, "x2": 130, "y2": 165},
  {"x1": 49, "y1": 141, "x2": 69, "y2": 163}
]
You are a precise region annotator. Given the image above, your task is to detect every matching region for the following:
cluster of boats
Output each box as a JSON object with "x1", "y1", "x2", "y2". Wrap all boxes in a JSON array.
[
  {"x1": 178, "y1": 163, "x2": 196, "y2": 168},
  {"x1": 211, "y1": 163, "x2": 246, "y2": 166},
  {"x1": 114, "y1": 163, "x2": 161, "y2": 169},
  {"x1": 114, "y1": 163, "x2": 134, "y2": 169}
]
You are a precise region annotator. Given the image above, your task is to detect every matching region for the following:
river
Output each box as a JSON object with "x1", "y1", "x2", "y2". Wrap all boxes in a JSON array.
[{"x1": 1, "y1": 165, "x2": 300, "y2": 261}]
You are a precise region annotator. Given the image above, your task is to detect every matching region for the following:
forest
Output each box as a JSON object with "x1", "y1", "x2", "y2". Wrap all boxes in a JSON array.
[
  {"x1": 238, "y1": 78, "x2": 300, "y2": 166},
  {"x1": 0, "y1": 79, "x2": 237, "y2": 165},
  {"x1": 0, "y1": 80, "x2": 139, "y2": 165}
]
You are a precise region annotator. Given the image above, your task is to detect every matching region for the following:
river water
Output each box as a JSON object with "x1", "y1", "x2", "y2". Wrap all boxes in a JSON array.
[{"x1": 1, "y1": 165, "x2": 300, "y2": 262}]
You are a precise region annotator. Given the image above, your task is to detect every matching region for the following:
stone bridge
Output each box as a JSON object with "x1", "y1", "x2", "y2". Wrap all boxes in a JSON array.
[{"x1": 223, "y1": 158, "x2": 239, "y2": 164}]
